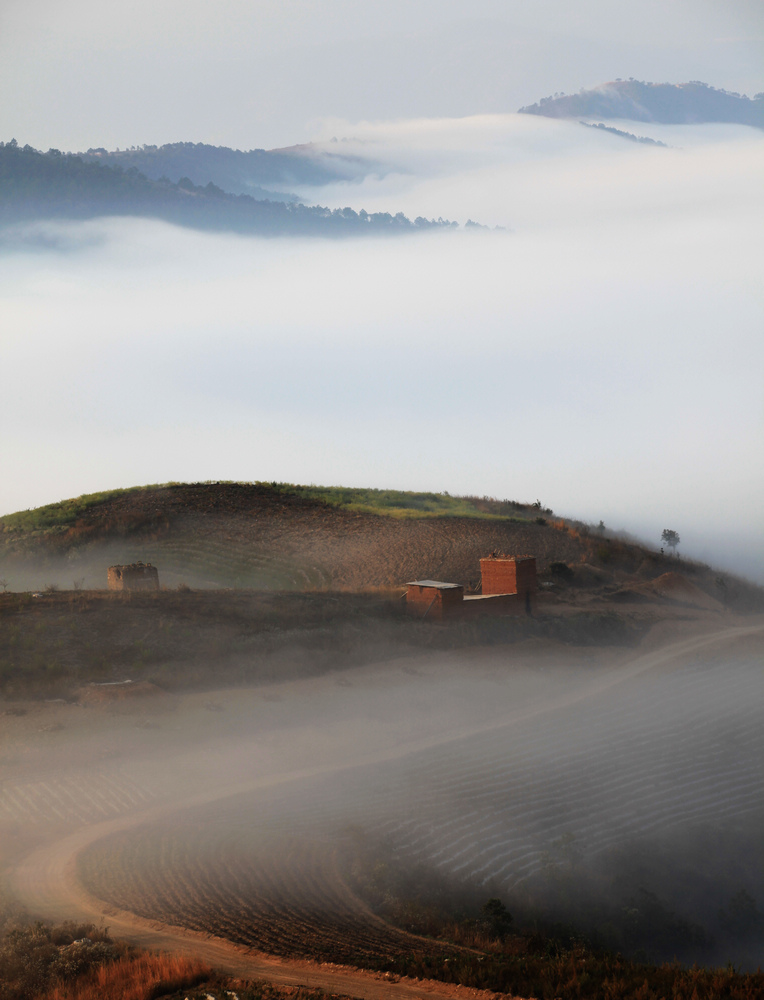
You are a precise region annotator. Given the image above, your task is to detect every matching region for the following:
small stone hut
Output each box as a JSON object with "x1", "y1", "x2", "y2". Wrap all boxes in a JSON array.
[{"x1": 107, "y1": 562, "x2": 159, "y2": 591}]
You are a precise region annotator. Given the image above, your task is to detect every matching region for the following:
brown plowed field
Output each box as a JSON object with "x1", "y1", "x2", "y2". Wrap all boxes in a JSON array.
[
  {"x1": 5, "y1": 622, "x2": 763, "y2": 994},
  {"x1": 77, "y1": 820, "x2": 438, "y2": 965},
  {"x1": 2, "y1": 483, "x2": 593, "y2": 590},
  {"x1": 68, "y1": 624, "x2": 764, "y2": 976}
]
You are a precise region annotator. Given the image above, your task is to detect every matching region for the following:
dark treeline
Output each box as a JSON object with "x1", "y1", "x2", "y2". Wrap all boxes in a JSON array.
[
  {"x1": 0, "y1": 141, "x2": 455, "y2": 237},
  {"x1": 578, "y1": 121, "x2": 668, "y2": 146}
]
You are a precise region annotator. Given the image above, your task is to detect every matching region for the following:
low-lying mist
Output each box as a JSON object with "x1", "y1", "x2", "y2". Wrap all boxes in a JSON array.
[
  {"x1": 6, "y1": 633, "x2": 762, "y2": 970},
  {"x1": 1, "y1": 114, "x2": 762, "y2": 580}
]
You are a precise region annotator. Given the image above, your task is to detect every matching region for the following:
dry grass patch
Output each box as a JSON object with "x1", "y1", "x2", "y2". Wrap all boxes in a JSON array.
[{"x1": 42, "y1": 951, "x2": 211, "y2": 1000}]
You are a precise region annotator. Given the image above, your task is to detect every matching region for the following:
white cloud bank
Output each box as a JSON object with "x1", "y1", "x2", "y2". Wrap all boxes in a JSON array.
[{"x1": 1, "y1": 116, "x2": 762, "y2": 580}]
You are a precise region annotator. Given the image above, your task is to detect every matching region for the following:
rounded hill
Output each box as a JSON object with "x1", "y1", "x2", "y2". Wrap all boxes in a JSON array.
[
  {"x1": 1, "y1": 482, "x2": 760, "y2": 614},
  {"x1": 3, "y1": 482, "x2": 590, "y2": 592}
]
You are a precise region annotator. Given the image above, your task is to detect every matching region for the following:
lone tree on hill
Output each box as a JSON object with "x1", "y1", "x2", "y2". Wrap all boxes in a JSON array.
[{"x1": 661, "y1": 529, "x2": 680, "y2": 554}]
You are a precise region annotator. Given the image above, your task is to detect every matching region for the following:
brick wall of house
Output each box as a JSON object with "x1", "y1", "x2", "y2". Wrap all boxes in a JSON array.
[{"x1": 107, "y1": 563, "x2": 159, "y2": 591}]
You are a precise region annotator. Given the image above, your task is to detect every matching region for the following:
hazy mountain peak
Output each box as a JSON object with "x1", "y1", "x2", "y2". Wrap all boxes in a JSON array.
[{"x1": 519, "y1": 80, "x2": 764, "y2": 127}]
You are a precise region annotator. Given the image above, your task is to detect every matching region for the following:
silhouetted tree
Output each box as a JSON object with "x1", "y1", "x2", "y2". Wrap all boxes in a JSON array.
[
  {"x1": 661, "y1": 529, "x2": 680, "y2": 553},
  {"x1": 480, "y1": 898, "x2": 513, "y2": 939}
]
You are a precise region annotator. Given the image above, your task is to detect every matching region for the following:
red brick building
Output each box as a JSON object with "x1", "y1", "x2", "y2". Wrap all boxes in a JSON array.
[
  {"x1": 405, "y1": 580, "x2": 464, "y2": 620},
  {"x1": 405, "y1": 556, "x2": 537, "y2": 620},
  {"x1": 480, "y1": 555, "x2": 537, "y2": 599}
]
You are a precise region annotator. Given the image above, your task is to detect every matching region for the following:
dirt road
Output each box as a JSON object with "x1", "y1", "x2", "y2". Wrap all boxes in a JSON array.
[{"x1": 6, "y1": 622, "x2": 763, "y2": 1000}]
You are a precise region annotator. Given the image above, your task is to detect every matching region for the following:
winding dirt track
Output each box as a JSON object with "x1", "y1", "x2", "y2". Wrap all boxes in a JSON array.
[{"x1": 7, "y1": 623, "x2": 763, "y2": 1000}]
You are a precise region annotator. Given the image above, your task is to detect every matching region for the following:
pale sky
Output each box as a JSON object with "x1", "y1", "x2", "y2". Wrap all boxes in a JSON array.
[{"x1": 1, "y1": 0, "x2": 762, "y2": 150}]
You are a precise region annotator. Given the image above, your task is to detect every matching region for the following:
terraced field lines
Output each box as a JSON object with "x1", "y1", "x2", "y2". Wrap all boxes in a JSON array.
[{"x1": 0, "y1": 772, "x2": 154, "y2": 827}]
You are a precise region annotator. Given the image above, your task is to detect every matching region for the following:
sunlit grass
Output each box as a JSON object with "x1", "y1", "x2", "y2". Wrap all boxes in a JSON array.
[
  {"x1": 44, "y1": 951, "x2": 211, "y2": 1000},
  {"x1": 0, "y1": 481, "x2": 545, "y2": 535},
  {"x1": 0, "y1": 484, "x2": 180, "y2": 534}
]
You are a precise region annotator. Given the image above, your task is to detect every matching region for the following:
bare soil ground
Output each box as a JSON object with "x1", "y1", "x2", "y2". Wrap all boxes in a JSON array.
[{"x1": 0, "y1": 573, "x2": 741, "y2": 701}]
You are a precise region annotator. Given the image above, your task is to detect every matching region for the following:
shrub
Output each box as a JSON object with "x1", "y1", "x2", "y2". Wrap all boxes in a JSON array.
[
  {"x1": 0, "y1": 920, "x2": 116, "y2": 1000},
  {"x1": 479, "y1": 898, "x2": 513, "y2": 940},
  {"x1": 549, "y1": 562, "x2": 574, "y2": 581}
]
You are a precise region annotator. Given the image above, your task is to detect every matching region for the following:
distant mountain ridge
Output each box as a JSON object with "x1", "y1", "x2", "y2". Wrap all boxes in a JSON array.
[
  {"x1": 0, "y1": 140, "x2": 452, "y2": 237},
  {"x1": 519, "y1": 80, "x2": 764, "y2": 127},
  {"x1": 77, "y1": 141, "x2": 377, "y2": 203}
]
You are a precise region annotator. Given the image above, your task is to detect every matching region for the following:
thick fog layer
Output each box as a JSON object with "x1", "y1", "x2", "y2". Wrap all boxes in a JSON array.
[
  {"x1": 1, "y1": 116, "x2": 762, "y2": 580},
  {"x1": 4, "y1": 635, "x2": 764, "y2": 968}
]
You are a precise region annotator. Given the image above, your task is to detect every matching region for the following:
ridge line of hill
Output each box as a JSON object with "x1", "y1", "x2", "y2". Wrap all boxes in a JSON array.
[
  {"x1": 519, "y1": 79, "x2": 764, "y2": 127},
  {"x1": 0, "y1": 481, "x2": 551, "y2": 532},
  {"x1": 0, "y1": 141, "x2": 455, "y2": 237}
]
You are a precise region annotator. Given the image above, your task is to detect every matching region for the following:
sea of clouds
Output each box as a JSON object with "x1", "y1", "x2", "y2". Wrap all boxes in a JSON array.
[{"x1": 1, "y1": 114, "x2": 762, "y2": 580}]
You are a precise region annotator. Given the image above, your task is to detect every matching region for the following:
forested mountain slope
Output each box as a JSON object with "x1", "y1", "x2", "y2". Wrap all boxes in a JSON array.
[
  {"x1": 76, "y1": 141, "x2": 374, "y2": 202},
  {"x1": 0, "y1": 141, "x2": 449, "y2": 236},
  {"x1": 519, "y1": 80, "x2": 764, "y2": 127}
]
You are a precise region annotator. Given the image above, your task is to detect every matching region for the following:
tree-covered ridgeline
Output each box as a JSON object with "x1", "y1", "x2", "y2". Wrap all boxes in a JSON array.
[
  {"x1": 0, "y1": 140, "x2": 455, "y2": 236},
  {"x1": 520, "y1": 80, "x2": 764, "y2": 127}
]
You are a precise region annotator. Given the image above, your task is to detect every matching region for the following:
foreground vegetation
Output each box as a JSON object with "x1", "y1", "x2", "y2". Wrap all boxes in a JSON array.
[
  {"x1": 382, "y1": 939, "x2": 764, "y2": 1000},
  {"x1": 0, "y1": 912, "x2": 360, "y2": 1000},
  {"x1": 0, "y1": 916, "x2": 209, "y2": 1000},
  {"x1": 4, "y1": 910, "x2": 761, "y2": 1000}
]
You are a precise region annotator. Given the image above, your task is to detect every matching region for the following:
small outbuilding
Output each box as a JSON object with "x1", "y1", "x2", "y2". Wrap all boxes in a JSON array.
[
  {"x1": 404, "y1": 555, "x2": 538, "y2": 620},
  {"x1": 405, "y1": 580, "x2": 464, "y2": 620},
  {"x1": 107, "y1": 562, "x2": 159, "y2": 591},
  {"x1": 480, "y1": 555, "x2": 537, "y2": 600}
]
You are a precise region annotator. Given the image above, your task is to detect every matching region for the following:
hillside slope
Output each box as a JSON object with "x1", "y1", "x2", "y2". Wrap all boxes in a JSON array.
[
  {"x1": 0, "y1": 483, "x2": 578, "y2": 592},
  {"x1": 1, "y1": 483, "x2": 758, "y2": 612},
  {"x1": 519, "y1": 80, "x2": 764, "y2": 127}
]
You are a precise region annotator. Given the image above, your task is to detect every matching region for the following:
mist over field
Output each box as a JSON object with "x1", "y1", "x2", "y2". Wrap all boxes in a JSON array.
[
  {"x1": 1, "y1": 115, "x2": 762, "y2": 580},
  {"x1": 4, "y1": 633, "x2": 764, "y2": 969}
]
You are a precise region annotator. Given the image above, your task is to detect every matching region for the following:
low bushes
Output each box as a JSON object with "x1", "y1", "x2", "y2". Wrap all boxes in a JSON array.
[
  {"x1": 0, "y1": 917, "x2": 211, "y2": 1000},
  {"x1": 43, "y1": 951, "x2": 211, "y2": 1000}
]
